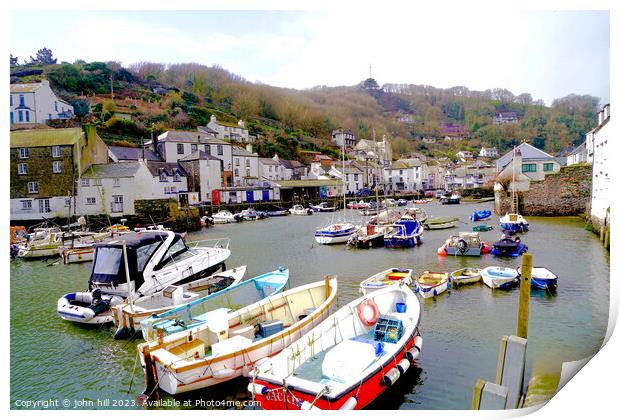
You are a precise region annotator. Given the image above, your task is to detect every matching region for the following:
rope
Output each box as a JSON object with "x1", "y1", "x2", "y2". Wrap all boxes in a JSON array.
[{"x1": 127, "y1": 351, "x2": 140, "y2": 394}]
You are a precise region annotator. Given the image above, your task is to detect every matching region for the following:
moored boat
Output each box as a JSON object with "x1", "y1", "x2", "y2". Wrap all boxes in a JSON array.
[
  {"x1": 347, "y1": 224, "x2": 386, "y2": 249},
  {"x1": 384, "y1": 220, "x2": 424, "y2": 248},
  {"x1": 401, "y1": 207, "x2": 428, "y2": 224},
  {"x1": 491, "y1": 235, "x2": 528, "y2": 257},
  {"x1": 315, "y1": 223, "x2": 356, "y2": 245},
  {"x1": 414, "y1": 271, "x2": 450, "y2": 298},
  {"x1": 499, "y1": 213, "x2": 529, "y2": 233},
  {"x1": 59, "y1": 245, "x2": 95, "y2": 264},
  {"x1": 470, "y1": 210, "x2": 492, "y2": 221},
  {"x1": 112, "y1": 266, "x2": 247, "y2": 339},
  {"x1": 265, "y1": 206, "x2": 289, "y2": 217},
  {"x1": 440, "y1": 193, "x2": 461, "y2": 205},
  {"x1": 57, "y1": 289, "x2": 125, "y2": 324},
  {"x1": 517, "y1": 266, "x2": 558, "y2": 292},
  {"x1": 413, "y1": 198, "x2": 432, "y2": 204},
  {"x1": 140, "y1": 267, "x2": 289, "y2": 340},
  {"x1": 437, "y1": 232, "x2": 491, "y2": 257},
  {"x1": 310, "y1": 202, "x2": 336, "y2": 212},
  {"x1": 481, "y1": 266, "x2": 519, "y2": 289},
  {"x1": 247, "y1": 284, "x2": 422, "y2": 410},
  {"x1": 138, "y1": 276, "x2": 338, "y2": 396},
  {"x1": 212, "y1": 210, "x2": 242, "y2": 224},
  {"x1": 472, "y1": 224, "x2": 494, "y2": 232},
  {"x1": 359, "y1": 268, "x2": 413, "y2": 295},
  {"x1": 424, "y1": 216, "x2": 459, "y2": 230},
  {"x1": 290, "y1": 205, "x2": 314, "y2": 215},
  {"x1": 449, "y1": 268, "x2": 482, "y2": 288}
]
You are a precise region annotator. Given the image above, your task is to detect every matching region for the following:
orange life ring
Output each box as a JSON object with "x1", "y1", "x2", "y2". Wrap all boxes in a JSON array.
[{"x1": 357, "y1": 298, "x2": 380, "y2": 326}]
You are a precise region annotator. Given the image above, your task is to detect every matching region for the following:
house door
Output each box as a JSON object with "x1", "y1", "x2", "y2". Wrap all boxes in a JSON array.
[
  {"x1": 246, "y1": 190, "x2": 254, "y2": 203},
  {"x1": 178, "y1": 193, "x2": 189, "y2": 207},
  {"x1": 111, "y1": 195, "x2": 124, "y2": 213},
  {"x1": 262, "y1": 190, "x2": 270, "y2": 201}
]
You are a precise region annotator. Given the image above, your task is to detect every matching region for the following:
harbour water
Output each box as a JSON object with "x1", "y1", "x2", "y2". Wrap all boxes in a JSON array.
[{"x1": 10, "y1": 201, "x2": 610, "y2": 409}]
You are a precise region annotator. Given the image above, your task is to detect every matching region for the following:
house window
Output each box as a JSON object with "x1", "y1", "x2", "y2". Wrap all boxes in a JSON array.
[
  {"x1": 543, "y1": 163, "x2": 554, "y2": 172},
  {"x1": 25, "y1": 111, "x2": 30, "y2": 122},
  {"x1": 21, "y1": 200, "x2": 32, "y2": 210},
  {"x1": 52, "y1": 161, "x2": 62, "y2": 173},
  {"x1": 18, "y1": 163, "x2": 27, "y2": 175},
  {"x1": 55, "y1": 101, "x2": 58, "y2": 111},
  {"x1": 51, "y1": 146, "x2": 61, "y2": 158},
  {"x1": 159, "y1": 171, "x2": 167, "y2": 182},
  {"x1": 354, "y1": 174, "x2": 359, "y2": 181},
  {"x1": 86, "y1": 197, "x2": 97, "y2": 205},
  {"x1": 217, "y1": 145, "x2": 223, "y2": 155},
  {"x1": 65, "y1": 198, "x2": 71, "y2": 207},
  {"x1": 235, "y1": 158, "x2": 240, "y2": 166},
  {"x1": 191, "y1": 144, "x2": 198, "y2": 153},
  {"x1": 522, "y1": 163, "x2": 537, "y2": 173},
  {"x1": 19, "y1": 95, "x2": 25, "y2": 106},
  {"x1": 48, "y1": 113, "x2": 52, "y2": 121},
  {"x1": 19, "y1": 148, "x2": 28, "y2": 159},
  {"x1": 234, "y1": 169, "x2": 239, "y2": 177},
  {"x1": 18, "y1": 110, "x2": 23, "y2": 122},
  {"x1": 10, "y1": 95, "x2": 12, "y2": 106},
  {"x1": 205, "y1": 145, "x2": 211, "y2": 154},
  {"x1": 81, "y1": 179, "x2": 90, "y2": 187},
  {"x1": 246, "y1": 168, "x2": 250, "y2": 177},
  {"x1": 38, "y1": 199, "x2": 51, "y2": 213},
  {"x1": 93, "y1": 179, "x2": 102, "y2": 186},
  {"x1": 164, "y1": 186, "x2": 177, "y2": 194},
  {"x1": 177, "y1": 144, "x2": 184, "y2": 155},
  {"x1": 173, "y1": 172, "x2": 181, "y2": 182},
  {"x1": 111, "y1": 195, "x2": 123, "y2": 213},
  {"x1": 10, "y1": 112, "x2": 13, "y2": 124},
  {"x1": 27, "y1": 181, "x2": 39, "y2": 193},
  {"x1": 113, "y1": 178, "x2": 120, "y2": 187},
  {"x1": 246, "y1": 159, "x2": 250, "y2": 167}
]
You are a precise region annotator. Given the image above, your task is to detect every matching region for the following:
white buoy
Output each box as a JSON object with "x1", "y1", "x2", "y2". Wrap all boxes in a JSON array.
[
  {"x1": 339, "y1": 396, "x2": 358, "y2": 410},
  {"x1": 247, "y1": 382, "x2": 267, "y2": 396}
]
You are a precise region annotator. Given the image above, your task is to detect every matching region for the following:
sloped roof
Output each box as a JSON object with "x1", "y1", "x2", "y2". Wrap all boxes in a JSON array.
[
  {"x1": 260, "y1": 157, "x2": 282, "y2": 166},
  {"x1": 232, "y1": 146, "x2": 258, "y2": 157},
  {"x1": 10, "y1": 82, "x2": 43, "y2": 93},
  {"x1": 280, "y1": 159, "x2": 305, "y2": 169},
  {"x1": 178, "y1": 151, "x2": 221, "y2": 162},
  {"x1": 158, "y1": 130, "x2": 229, "y2": 145},
  {"x1": 10, "y1": 128, "x2": 81, "y2": 148},
  {"x1": 197, "y1": 126, "x2": 219, "y2": 135},
  {"x1": 109, "y1": 146, "x2": 161, "y2": 162},
  {"x1": 82, "y1": 162, "x2": 142, "y2": 179},
  {"x1": 273, "y1": 179, "x2": 342, "y2": 189},
  {"x1": 496, "y1": 142, "x2": 555, "y2": 170},
  {"x1": 146, "y1": 161, "x2": 188, "y2": 177}
]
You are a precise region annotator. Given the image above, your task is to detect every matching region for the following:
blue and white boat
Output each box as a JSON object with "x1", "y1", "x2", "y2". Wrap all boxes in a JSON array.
[
  {"x1": 491, "y1": 235, "x2": 528, "y2": 257},
  {"x1": 470, "y1": 210, "x2": 492, "y2": 222},
  {"x1": 481, "y1": 266, "x2": 519, "y2": 290},
  {"x1": 518, "y1": 266, "x2": 558, "y2": 292},
  {"x1": 384, "y1": 220, "x2": 424, "y2": 248},
  {"x1": 310, "y1": 202, "x2": 337, "y2": 212},
  {"x1": 499, "y1": 213, "x2": 529, "y2": 233},
  {"x1": 315, "y1": 223, "x2": 356, "y2": 245},
  {"x1": 140, "y1": 267, "x2": 289, "y2": 340}
]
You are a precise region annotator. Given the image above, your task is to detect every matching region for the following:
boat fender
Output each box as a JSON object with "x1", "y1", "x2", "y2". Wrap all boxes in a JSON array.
[
  {"x1": 437, "y1": 247, "x2": 447, "y2": 256},
  {"x1": 381, "y1": 367, "x2": 401, "y2": 386},
  {"x1": 397, "y1": 358, "x2": 411, "y2": 375},
  {"x1": 433, "y1": 289, "x2": 438, "y2": 297},
  {"x1": 339, "y1": 396, "x2": 358, "y2": 410},
  {"x1": 212, "y1": 368, "x2": 236, "y2": 379},
  {"x1": 357, "y1": 298, "x2": 380, "y2": 326},
  {"x1": 299, "y1": 401, "x2": 322, "y2": 410},
  {"x1": 247, "y1": 382, "x2": 268, "y2": 396},
  {"x1": 405, "y1": 349, "x2": 420, "y2": 361}
]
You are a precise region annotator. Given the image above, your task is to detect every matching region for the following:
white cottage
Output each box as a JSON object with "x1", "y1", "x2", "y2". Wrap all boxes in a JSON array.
[{"x1": 10, "y1": 80, "x2": 74, "y2": 125}]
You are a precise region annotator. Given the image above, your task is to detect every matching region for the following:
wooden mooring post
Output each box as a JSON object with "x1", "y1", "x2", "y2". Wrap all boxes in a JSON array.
[{"x1": 517, "y1": 253, "x2": 532, "y2": 339}]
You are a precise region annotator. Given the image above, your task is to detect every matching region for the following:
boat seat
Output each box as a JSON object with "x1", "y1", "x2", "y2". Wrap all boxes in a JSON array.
[{"x1": 169, "y1": 338, "x2": 205, "y2": 360}]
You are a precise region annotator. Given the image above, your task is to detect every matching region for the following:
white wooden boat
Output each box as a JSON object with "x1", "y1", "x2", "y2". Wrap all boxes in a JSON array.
[
  {"x1": 248, "y1": 284, "x2": 422, "y2": 410},
  {"x1": 359, "y1": 268, "x2": 414, "y2": 295},
  {"x1": 424, "y1": 217, "x2": 459, "y2": 230},
  {"x1": 16, "y1": 227, "x2": 64, "y2": 259},
  {"x1": 517, "y1": 266, "x2": 558, "y2": 291},
  {"x1": 112, "y1": 266, "x2": 247, "y2": 339},
  {"x1": 314, "y1": 223, "x2": 356, "y2": 245},
  {"x1": 138, "y1": 277, "x2": 338, "y2": 396},
  {"x1": 449, "y1": 268, "x2": 482, "y2": 288},
  {"x1": 290, "y1": 205, "x2": 314, "y2": 215},
  {"x1": 414, "y1": 271, "x2": 450, "y2": 299},
  {"x1": 59, "y1": 245, "x2": 94, "y2": 264},
  {"x1": 481, "y1": 266, "x2": 519, "y2": 290}
]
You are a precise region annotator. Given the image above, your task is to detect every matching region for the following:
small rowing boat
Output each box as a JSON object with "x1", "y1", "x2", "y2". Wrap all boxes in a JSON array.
[
  {"x1": 112, "y1": 266, "x2": 247, "y2": 339},
  {"x1": 449, "y1": 268, "x2": 482, "y2": 288},
  {"x1": 424, "y1": 216, "x2": 459, "y2": 230},
  {"x1": 414, "y1": 271, "x2": 450, "y2": 298},
  {"x1": 247, "y1": 284, "x2": 422, "y2": 410},
  {"x1": 359, "y1": 268, "x2": 414, "y2": 295},
  {"x1": 472, "y1": 224, "x2": 494, "y2": 232},
  {"x1": 138, "y1": 277, "x2": 338, "y2": 396},
  {"x1": 518, "y1": 266, "x2": 558, "y2": 292},
  {"x1": 481, "y1": 266, "x2": 519, "y2": 290}
]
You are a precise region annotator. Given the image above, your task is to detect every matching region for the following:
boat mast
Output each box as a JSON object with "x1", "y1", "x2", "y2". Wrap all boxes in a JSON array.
[
  {"x1": 512, "y1": 146, "x2": 516, "y2": 213},
  {"x1": 342, "y1": 131, "x2": 346, "y2": 212}
]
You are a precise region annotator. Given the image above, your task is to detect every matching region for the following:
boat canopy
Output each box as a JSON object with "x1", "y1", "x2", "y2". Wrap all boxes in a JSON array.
[{"x1": 89, "y1": 231, "x2": 181, "y2": 289}]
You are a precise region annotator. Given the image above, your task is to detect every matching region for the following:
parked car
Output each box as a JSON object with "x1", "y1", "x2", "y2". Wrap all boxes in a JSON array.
[
  {"x1": 355, "y1": 188, "x2": 372, "y2": 197},
  {"x1": 425, "y1": 190, "x2": 435, "y2": 198}
]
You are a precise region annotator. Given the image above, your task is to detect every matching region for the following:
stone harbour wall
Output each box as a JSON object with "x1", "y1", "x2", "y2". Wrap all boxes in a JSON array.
[{"x1": 495, "y1": 164, "x2": 592, "y2": 216}]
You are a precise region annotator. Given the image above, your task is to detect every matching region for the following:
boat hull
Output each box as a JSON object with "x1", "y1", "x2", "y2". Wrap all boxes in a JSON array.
[
  {"x1": 252, "y1": 333, "x2": 422, "y2": 410},
  {"x1": 314, "y1": 226, "x2": 355, "y2": 245},
  {"x1": 414, "y1": 281, "x2": 448, "y2": 298},
  {"x1": 481, "y1": 267, "x2": 519, "y2": 290},
  {"x1": 16, "y1": 245, "x2": 60, "y2": 259},
  {"x1": 60, "y1": 247, "x2": 94, "y2": 264},
  {"x1": 351, "y1": 234, "x2": 384, "y2": 249},
  {"x1": 425, "y1": 221, "x2": 457, "y2": 230},
  {"x1": 491, "y1": 243, "x2": 528, "y2": 257},
  {"x1": 57, "y1": 292, "x2": 124, "y2": 325},
  {"x1": 500, "y1": 223, "x2": 529, "y2": 233}
]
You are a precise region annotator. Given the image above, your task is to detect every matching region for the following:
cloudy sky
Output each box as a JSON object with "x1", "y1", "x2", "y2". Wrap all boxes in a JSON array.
[{"x1": 9, "y1": 9, "x2": 609, "y2": 105}]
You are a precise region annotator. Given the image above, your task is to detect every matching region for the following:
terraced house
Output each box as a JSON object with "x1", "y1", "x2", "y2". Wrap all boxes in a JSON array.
[
  {"x1": 10, "y1": 80, "x2": 73, "y2": 125},
  {"x1": 10, "y1": 126, "x2": 108, "y2": 221}
]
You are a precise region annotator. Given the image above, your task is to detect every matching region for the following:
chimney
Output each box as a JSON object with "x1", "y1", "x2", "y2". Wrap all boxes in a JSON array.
[
  {"x1": 604, "y1": 104, "x2": 610, "y2": 121},
  {"x1": 514, "y1": 148, "x2": 523, "y2": 173},
  {"x1": 238, "y1": 119, "x2": 245, "y2": 128}
]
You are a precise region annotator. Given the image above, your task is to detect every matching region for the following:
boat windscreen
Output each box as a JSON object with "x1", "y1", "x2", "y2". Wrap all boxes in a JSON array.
[{"x1": 91, "y1": 247, "x2": 124, "y2": 284}]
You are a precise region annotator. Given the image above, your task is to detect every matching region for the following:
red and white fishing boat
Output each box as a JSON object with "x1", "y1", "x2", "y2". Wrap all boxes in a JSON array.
[{"x1": 248, "y1": 284, "x2": 422, "y2": 410}]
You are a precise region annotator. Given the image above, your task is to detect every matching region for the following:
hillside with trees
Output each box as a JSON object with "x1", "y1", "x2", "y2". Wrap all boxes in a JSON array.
[{"x1": 10, "y1": 48, "x2": 601, "y2": 162}]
